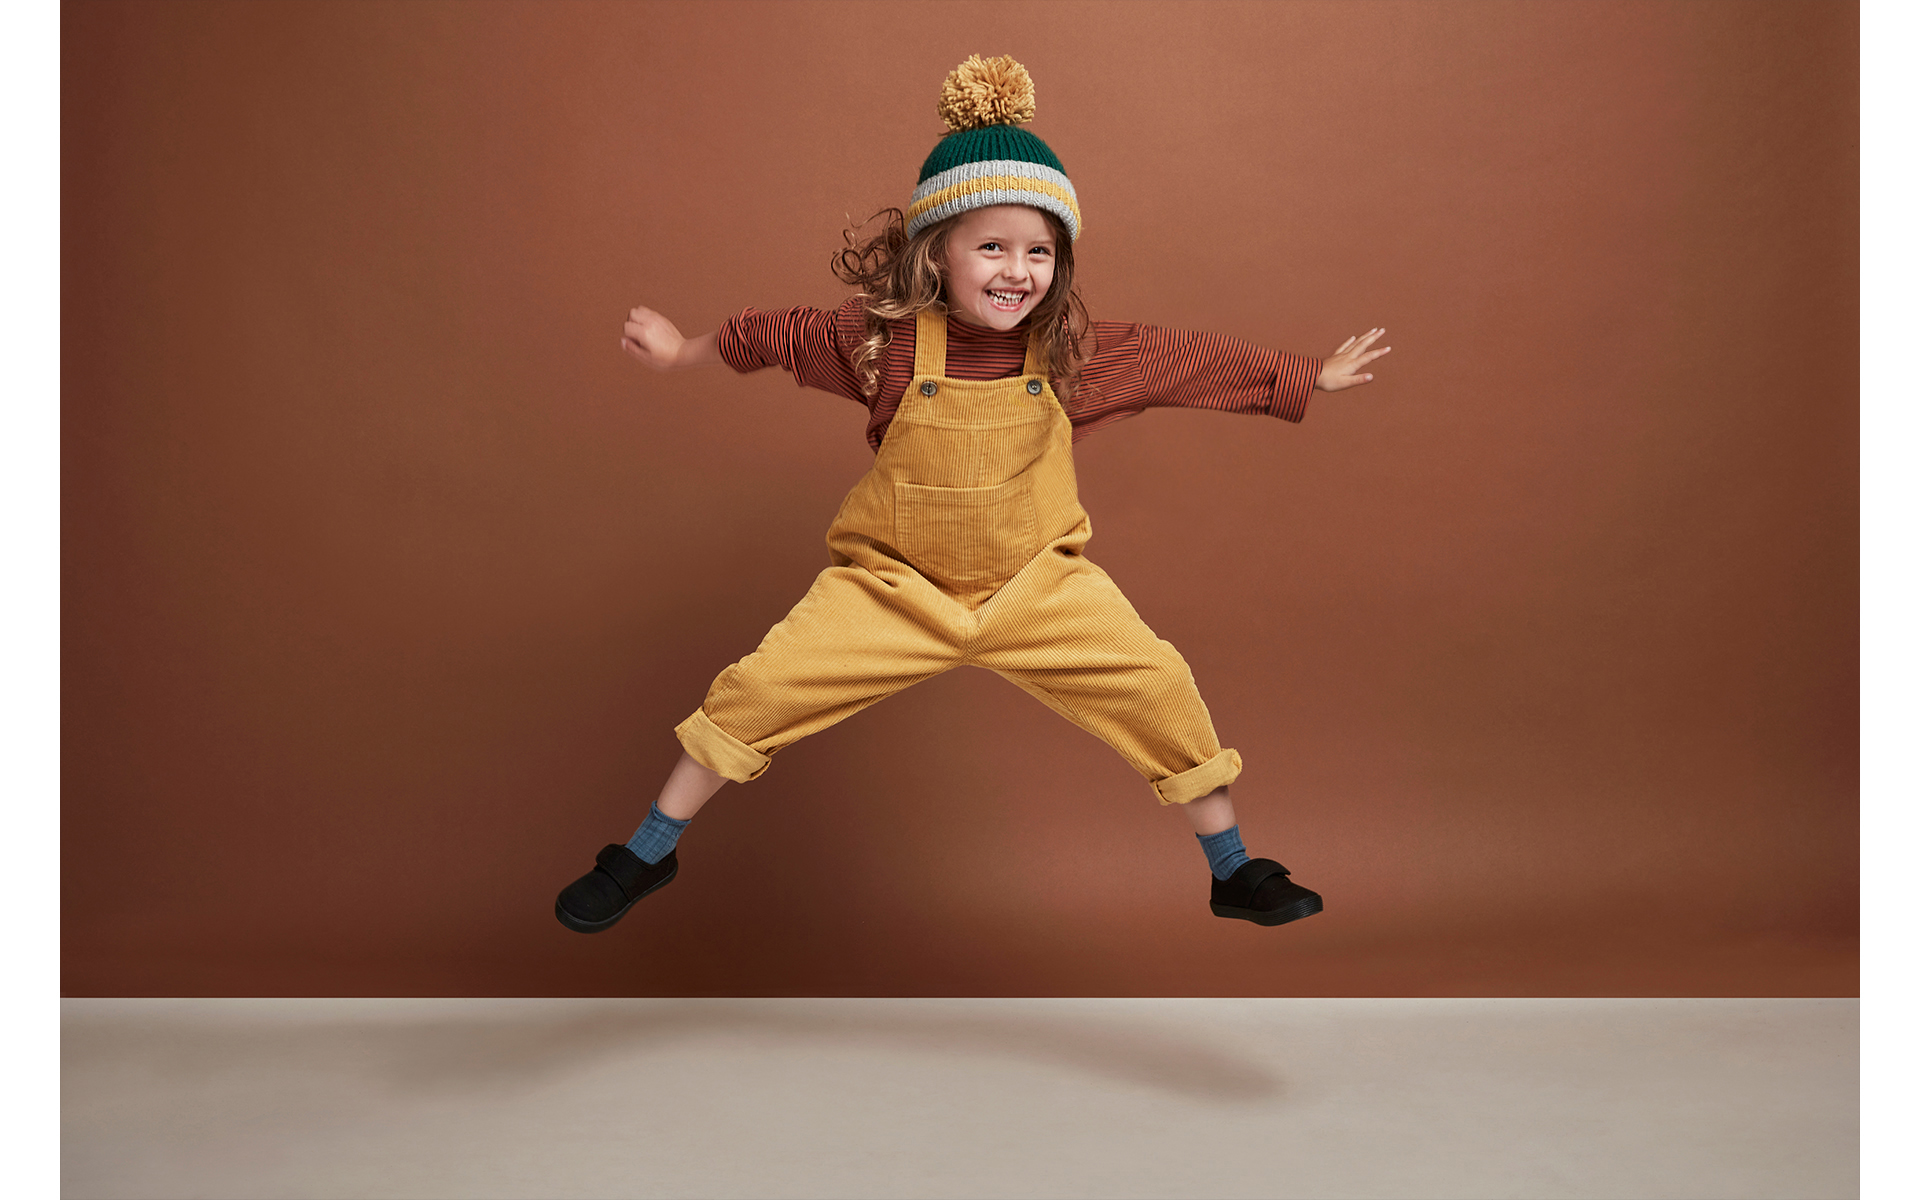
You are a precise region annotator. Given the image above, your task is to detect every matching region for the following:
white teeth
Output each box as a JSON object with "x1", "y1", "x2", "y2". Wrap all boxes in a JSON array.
[{"x1": 988, "y1": 290, "x2": 1025, "y2": 305}]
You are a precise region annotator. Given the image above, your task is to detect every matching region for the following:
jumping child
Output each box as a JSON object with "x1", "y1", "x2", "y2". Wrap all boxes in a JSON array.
[{"x1": 555, "y1": 55, "x2": 1388, "y2": 934}]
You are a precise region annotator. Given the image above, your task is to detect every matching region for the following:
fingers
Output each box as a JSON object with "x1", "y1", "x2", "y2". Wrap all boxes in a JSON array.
[
  {"x1": 624, "y1": 318, "x2": 668, "y2": 349},
  {"x1": 1332, "y1": 328, "x2": 1384, "y2": 359},
  {"x1": 619, "y1": 335, "x2": 661, "y2": 366}
]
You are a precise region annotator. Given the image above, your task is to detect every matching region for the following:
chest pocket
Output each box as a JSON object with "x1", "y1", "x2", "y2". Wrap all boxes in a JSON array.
[{"x1": 893, "y1": 476, "x2": 1039, "y2": 587}]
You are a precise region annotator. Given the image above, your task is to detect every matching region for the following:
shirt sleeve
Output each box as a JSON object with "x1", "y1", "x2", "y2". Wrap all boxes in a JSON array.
[
  {"x1": 1067, "y1": 321, "x2": 1321, "y2": 440},
  {"x1": 715, "y1": 298, "x2": 872, "y2": 408}
]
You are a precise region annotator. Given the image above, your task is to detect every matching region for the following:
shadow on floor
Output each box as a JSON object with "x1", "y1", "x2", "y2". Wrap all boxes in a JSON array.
[{"x1": 64, "y1": 1000, "x2": 1285, "y2": 1104}]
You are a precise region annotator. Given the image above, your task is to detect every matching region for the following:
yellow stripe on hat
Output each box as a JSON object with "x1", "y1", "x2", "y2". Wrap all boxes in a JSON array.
[{"x1": 906, "y1": 174, "x2": 1083, "y2": 229}]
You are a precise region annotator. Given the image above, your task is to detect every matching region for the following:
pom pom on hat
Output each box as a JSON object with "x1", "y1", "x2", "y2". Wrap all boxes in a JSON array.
[
  {"x1": 909, "y1": 55, "x2": 1082, "y2": 241},
  {"x1": 938, "y1": 55, "x2": 1037, "y2": 132}
]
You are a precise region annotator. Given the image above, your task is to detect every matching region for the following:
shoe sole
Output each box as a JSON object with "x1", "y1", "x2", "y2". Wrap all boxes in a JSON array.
[
  {"x1": 1210, "y1": 892, "x2": 1323, "y2": 927},
  {"x1": 554, "y1": 860, "x2": 679, "y2": 933}
]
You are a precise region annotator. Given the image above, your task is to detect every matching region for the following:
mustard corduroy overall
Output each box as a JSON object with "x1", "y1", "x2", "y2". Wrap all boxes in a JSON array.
[{"x1": 675, "y1": 307, "x2": 1242, "y2": 805}]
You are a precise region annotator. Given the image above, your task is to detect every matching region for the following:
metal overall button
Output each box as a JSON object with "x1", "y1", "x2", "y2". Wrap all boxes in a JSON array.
[
  {"x1": 1026, "y1": 379, "x2": 1043, "y2": 394},
  {"x1": 920, "y1": 380, "x2": 938, "y2": 397}
]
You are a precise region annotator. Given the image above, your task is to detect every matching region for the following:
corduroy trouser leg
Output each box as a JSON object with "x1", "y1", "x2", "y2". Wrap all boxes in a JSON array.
[
  {"x1": 676, "y1": 536, "x2": 1241, "y2": 806},
  {"x1": 674, "y1": 306, "x2": 1242, "y2": 806}
]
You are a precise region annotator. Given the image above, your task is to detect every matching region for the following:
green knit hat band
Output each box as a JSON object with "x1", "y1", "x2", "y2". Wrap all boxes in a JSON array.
[{"x1": 917, "y1": 126, "x2": 1064, "y2": 184}]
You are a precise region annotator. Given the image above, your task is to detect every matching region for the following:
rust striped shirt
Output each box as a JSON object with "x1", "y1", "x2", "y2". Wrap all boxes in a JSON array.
[{"x1": 717, "y1": 297, "x2": 1320, "y2": 452}]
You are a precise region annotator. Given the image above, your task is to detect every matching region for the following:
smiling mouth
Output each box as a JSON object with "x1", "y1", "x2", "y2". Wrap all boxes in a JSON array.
[{"x1": 986, "y1": 289, "x2": 1027, "y2": 311}]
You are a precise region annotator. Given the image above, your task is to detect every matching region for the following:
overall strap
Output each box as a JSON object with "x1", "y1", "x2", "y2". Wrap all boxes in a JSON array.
[
  {"x1": 1021, "y1": 326, "x2": 1050, "y2": 381},
  {"x1": 913, "y1": 307, "x2": 947, "y2": 378}
]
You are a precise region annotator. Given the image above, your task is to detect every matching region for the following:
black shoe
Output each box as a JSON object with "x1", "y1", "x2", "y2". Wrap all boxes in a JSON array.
[
  {"x1": 1210, "y1": 858, "x2": 1323, "y2": 926},
  {"x1": 555, "y1": 844, "x2": 677, "y2": 933}
]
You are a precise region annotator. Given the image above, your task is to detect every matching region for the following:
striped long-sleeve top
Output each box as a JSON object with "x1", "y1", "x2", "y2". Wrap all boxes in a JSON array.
[{"x1": 717, "y1": 297, "x2": 1321, "y2": 452}]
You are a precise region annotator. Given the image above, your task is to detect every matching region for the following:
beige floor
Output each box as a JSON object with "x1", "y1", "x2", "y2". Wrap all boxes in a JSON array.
[{"x1": 62, "y1": 998, "x2": 1856, "y2": 1200}]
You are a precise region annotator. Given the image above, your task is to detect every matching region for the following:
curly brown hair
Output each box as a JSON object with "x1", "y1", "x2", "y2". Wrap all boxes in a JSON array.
[{"x1": 831, "y1": 207, "x2": 1090, "y2": 401}]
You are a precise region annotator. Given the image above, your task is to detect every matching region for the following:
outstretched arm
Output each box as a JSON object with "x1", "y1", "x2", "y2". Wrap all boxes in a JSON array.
[
  {"x1": 620, "y1": 306, "x2": 721, "y2": 371},
  {"x1": 623, "y1": 301, "x2": 875, "y2": 412},
  {"x1": 1315, "y1": 328, "x2": 1390, "y2": 391}
]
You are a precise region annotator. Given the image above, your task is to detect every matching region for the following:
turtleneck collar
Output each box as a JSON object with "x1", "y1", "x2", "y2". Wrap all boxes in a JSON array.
[{"x1": 943, "y1": 311, "x2": 1031, "y2": 346}]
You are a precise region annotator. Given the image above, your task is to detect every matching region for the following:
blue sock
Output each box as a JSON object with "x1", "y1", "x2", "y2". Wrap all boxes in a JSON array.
[
  {"x1": 1197, "y1": 825, "x2": 1252, "y2": 881},
  {"x1": 625, "y1": 801, "x2": 691, "y2": 864}
]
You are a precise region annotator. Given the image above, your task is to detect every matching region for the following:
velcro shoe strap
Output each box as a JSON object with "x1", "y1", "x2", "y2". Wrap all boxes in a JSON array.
[
  {"x1": 594, "y1": 843, "x2": 648, "y2": 897},
  {"x1": 1232, "y1": 858, "x2": 1290, "y2": 895}
]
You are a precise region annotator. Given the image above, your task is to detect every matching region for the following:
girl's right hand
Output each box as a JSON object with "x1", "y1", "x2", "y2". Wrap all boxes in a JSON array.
[{"x1": 620, "y1": 306, "x2": 688, "y2": 370}]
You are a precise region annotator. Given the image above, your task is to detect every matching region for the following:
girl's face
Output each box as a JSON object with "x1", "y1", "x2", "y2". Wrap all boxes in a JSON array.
[{"x1": 940, "y1": 204, "x2": 1056, "y2": 331}]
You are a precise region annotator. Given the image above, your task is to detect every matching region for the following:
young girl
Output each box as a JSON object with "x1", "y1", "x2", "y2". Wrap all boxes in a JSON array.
[{"x1": 556, "y1": 55, "x2": 1388, "y2": 934}]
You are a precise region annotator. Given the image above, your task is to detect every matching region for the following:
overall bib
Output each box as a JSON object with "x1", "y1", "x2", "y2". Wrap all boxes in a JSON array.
[{"x1": 675, "y1": 308, "x2": 1242, "y2": 805}]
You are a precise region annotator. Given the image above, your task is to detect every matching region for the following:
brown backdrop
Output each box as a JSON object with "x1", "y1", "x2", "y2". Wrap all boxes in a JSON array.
[{"x1": 61, "y1": 0, "x2": 1858, "y2": 997}]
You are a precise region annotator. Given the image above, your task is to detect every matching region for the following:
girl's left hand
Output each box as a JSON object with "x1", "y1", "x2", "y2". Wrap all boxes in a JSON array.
[{"x1": 1316, "y1": 328, "x2": 1390, "y2": 391}]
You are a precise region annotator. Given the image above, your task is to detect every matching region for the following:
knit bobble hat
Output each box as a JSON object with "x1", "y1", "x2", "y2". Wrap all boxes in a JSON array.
[{"x1": 906, "y1": 55, "x2": 1082, "y2": 242}]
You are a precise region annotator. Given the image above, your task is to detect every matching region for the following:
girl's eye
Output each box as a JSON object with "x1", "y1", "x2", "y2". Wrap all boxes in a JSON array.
[{"x1": 979, "y1": 242, "x2": 1001, "y2": 251}]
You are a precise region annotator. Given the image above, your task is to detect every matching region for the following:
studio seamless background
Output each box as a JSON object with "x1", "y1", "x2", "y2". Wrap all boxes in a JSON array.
[{"x1": 62, "y1": 1, "x2": 1857, "y2": 996}]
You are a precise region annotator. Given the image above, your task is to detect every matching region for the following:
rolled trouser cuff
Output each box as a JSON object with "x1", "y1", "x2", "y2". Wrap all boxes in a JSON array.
[
  {"x1": 1152, "y1": 747, "x2": 1243, "y2": 806},
  {"x1": 674, "y1": 709, "x2": 773, "y2": 783}
]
